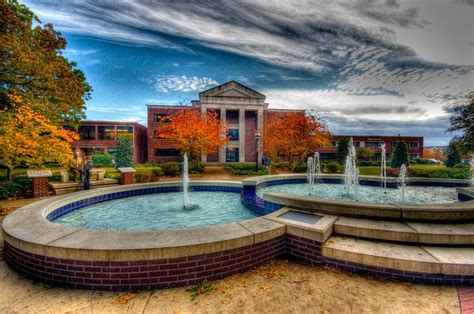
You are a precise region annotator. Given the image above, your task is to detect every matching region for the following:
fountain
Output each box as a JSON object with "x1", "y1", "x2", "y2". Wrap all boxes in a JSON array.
[
  {"x1": 307, "y1": 152, "x2": 322, "y2": 195},
  {"x1": 381, "y1": 143, "x2": 387, "y2": 194},
  {"x1": 397, "y1": 164, "x2": 408, "y2": 203},
  {"x1": 182, "y1": 153, "x2": 191, "y2": 208},
  {"x1": 344, "y1": 137, "x2": 359, "y2": 197}
]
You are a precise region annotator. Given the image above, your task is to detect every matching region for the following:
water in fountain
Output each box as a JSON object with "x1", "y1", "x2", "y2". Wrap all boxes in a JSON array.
[
  {"x1": 182, "y1": 155, "x2": 200, "y2": 210},
  {"x1": 344, "y1": 137, "x2": 359, "y2": 197},
  {"x1": 381, "y1": 143, "x2": 387, "y2": 194},
  {"x1": 307, "y1": 156, "x2": 314, "y2": 195},
  {"x1": 313, "y1": 152, "x2": 322, "y2": 182},
  {"x1": 397, "y1": 164, "x2": 408, "y2": 203},
  {"x1": 307, "y1": 152, "x2": 322, "y2": 195}
]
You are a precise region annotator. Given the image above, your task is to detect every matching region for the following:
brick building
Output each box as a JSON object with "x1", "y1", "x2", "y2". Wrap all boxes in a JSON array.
[
  {"x1": 318, "y1": 135, "x2": 424, "y2": 161},
  {"x1": 147, "y1": 81, "x2": 305, "y2": 163},
  {"x1": 70, "y1": 121, "x2": 147, "y2": 164}
]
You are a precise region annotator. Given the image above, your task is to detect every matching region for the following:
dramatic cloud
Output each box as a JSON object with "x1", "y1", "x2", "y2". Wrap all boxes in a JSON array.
[
  {"x1": 23, "y1": 0, "x2": 473, "y2": 145},
  {"x1": 153, "y1": 75, "x2": 218, "y2": 93}
]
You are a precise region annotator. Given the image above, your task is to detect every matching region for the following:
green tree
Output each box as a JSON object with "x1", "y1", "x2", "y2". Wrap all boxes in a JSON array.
[
  {"x1": 391, "y1": 141, "x2": 409, "y2": 168},
  {"x1": 115, "y1": 137, "x2": 133, "y2": 168},
  {"x1": 445, "y1": 140, "x2": 461, "y2": 167},
  {"x1": 447, "y1": 93, "x2": 474, "y2": 154},
  {"x1": 335, "y1": 138, "x2": 349, "y2": 165}
]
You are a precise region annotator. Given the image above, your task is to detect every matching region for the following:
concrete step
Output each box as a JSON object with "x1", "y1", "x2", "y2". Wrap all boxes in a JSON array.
[
  {"x1": 334, "y1": 216, "x2": 474, "y2": 245},
  {"x1": 322, "y1": 236, "x2": 474, "y2": 276},
  {"x1": 50, "y1": 179, "x2": 119, "y2": 195}
]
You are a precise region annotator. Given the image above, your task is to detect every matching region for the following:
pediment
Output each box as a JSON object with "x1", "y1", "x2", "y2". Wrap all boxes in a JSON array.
[
  {"x1": 200, "y1": 81, "x2": 266, "y2": 99},
  {"x1": 214, "y1": 88, "x2": 250, "y2": 98}
]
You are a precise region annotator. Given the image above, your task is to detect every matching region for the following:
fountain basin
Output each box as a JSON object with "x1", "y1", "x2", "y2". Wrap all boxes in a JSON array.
[
  {"x1": 3, "y1": 178, "x2": 474, "y2": 290},
  {"x1": 241, "y1": 174, "x2": 474, "y2": 221},
  {"x1": 2, "y1": 181, "x2": 285, "y2": 291}
]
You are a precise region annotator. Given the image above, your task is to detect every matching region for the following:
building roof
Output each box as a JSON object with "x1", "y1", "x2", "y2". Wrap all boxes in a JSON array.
[
  {"x1": 199, "y1": 80, "x2": 266, "y2": 99},
  {"x1": 78, "y1": 120, "x2": 146, "y2": 127},
  {"x1": 332, "y1": 135, "x2": 423, "y2": 139}
]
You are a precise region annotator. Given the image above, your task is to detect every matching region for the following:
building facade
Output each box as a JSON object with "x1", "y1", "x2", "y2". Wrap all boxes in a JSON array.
[
  {"x1": 70, "y1": 121, "x2": 148, "y2": 164},
  {"x1": 147, "y1": 81, "x2": 305, "y2": 163},
  {"x1": 319, "y1": 135, "x2": 424, "y2": 161}
]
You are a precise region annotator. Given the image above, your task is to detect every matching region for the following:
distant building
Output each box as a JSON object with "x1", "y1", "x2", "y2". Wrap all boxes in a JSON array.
[
  {"x1": 147, "y1": 81, "x2": 305, "y2": 163},
  {"x1": 69, "y1": 121, "x2": 147, "y2": 164},
  {"x1": 319, "y1": 135, "x2": 424, "y2": 161}
]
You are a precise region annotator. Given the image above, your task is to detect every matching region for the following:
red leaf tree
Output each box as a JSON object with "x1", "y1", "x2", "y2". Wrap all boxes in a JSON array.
[
  {"x1": 263, "y1": 112, "x2": 330, "y2": 163},
  {"x1": 156, "y1": 109, "x2": 229, "y2": 161}
]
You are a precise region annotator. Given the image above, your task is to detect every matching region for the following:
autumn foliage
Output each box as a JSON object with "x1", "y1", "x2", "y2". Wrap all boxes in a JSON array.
[
  {"x1": 156, "y1": 109, "x2": 229, "y2": 160},
  {"x1": 0, "y1": 0, "x2": 91, "y2": 122},
  {"x1": 263, "y1": 112, "x2": 330, "y2": 163},
  {"x1": 423, "y1": 147, "x2": 445, "y2": 161},
  {"x1": 0, "y1": 98, "x2": 79, "y2": 178}
]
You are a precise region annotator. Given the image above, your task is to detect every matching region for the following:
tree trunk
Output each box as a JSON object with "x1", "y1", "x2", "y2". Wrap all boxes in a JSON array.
[{"x1": 7, "y1": 167, "x2": 12, "y2": 181}]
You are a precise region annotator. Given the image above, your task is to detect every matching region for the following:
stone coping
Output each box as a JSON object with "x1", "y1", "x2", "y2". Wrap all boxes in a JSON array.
[
  {"x1": 262, "y1": 192, "x2": 474, "y2": 221},
  {"x1": 2, "y1": 181, "x2": 287, "y2": 261},
  {"x1": 242, "y1": 173, "x2": 472, "y2": 186}
]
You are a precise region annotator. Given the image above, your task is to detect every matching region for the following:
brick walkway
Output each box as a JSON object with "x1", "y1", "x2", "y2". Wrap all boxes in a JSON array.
[{"x1": 459, "y1": 287, "x2": 474, "y2": 313}]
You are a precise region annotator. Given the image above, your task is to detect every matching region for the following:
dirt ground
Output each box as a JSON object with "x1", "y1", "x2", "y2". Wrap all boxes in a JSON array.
[
  {"x1": 0, "y1": 253, "x2": 459, "y2": 313},
  {"x1": 0, "y1": 167, "x2": 461, "y2": 313}
]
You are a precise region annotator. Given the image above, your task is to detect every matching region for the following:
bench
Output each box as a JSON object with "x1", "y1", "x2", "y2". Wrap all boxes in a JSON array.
[{"x1": 59, "y1": 168, "x2": 105, "y2": 182}]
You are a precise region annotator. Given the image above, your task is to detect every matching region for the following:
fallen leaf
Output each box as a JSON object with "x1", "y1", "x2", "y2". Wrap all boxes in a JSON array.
[{"x1": 117, "y1": 292, "x2": 135, "y2": 304}]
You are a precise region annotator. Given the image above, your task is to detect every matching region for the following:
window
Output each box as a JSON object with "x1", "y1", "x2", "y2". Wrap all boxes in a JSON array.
[
  {"x1": 226, "y1": 110, "x2": 239, "y2": 124},
  {"x1": 154, "y1": 114, "x2": 171, "y2": 123},
  {"x1": 365, "y1": 142, "x2": 382, "y2": 148},
  {"x1": 98, "y1": 126, "x2": 115, "y2": 140},
  {"x1": 78, "y1": 126, "x2": 95, "y2": 140},
  {"x1": 331, "y1": 141, "x2": 338, "y2": 147},
  {"x1": 116, "y1": 126, "x2": 133, "y2": 139},
  {"x1": 354, "y1": 141, "x2": 360, "y2": 147},
  {"x1": 226, "y1": 147, "x2": 239, "y2": 162},
  {"x1": 227, "y1": 129, "x2": 239, "y2": 141},
  {"x1": 409, "y1": 142, "x2": 419, "y2": 148},
  {"x1": 410, "y1": 153, "x2": 418, "y2": 159},
  {"x1": 154, "y1": 148, "x2": 181, "y2": 157}
]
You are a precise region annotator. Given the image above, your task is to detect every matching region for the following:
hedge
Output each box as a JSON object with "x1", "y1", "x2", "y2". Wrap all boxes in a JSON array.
[{"x1": 225, "y1": 163, "x2": 269, "y2": 176}]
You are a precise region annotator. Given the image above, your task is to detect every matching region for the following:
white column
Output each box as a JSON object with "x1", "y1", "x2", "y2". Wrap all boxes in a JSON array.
[
  {"x1": 201, "y1": 106, "x2": 207, "y2": 163},
  {"x1": 239, "y1": 109, "x2": 245, "y2": 162},
  {"x1": 257, "y1": 109, "x2": 264, "y2": 164},
  {"x1": 219, "y1": 108, "x2": 227, "y2": 163}
]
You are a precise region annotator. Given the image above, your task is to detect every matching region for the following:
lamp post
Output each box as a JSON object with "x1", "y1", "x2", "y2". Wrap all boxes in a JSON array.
[{"x1": 255, "y1": 132, "x2": 262, "y2": 172}]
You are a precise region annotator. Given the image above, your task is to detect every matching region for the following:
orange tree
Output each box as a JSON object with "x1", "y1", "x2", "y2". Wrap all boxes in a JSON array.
[
  {"x1": 0, "y1": 1, "x2": 91, "y2": 179},
  {"x1": 156, "y1": 109, "x2": 229, "y2": 162},
  {"x1": 0, "y1": 98, "x2": 79, "y2": 180},
  {"x1": 263, "y1": 112, "x2": 330, "y2": 163},
  {"x1": 423, "y1": 147, "x2": 445, "y2": 161}
]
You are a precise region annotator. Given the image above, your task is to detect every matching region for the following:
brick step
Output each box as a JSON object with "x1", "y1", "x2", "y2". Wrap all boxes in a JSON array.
[
  {"x1": 322, "y1": 236, "x2": 474, "y2": 276},
  {"x1": 334, "y1": 216, "x2": 474, "y2": 245}
]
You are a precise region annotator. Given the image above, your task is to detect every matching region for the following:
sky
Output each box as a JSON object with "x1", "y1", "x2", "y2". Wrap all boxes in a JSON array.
[{"x1": 23, "y1": 0, "x2": 474, "y2": 146}]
